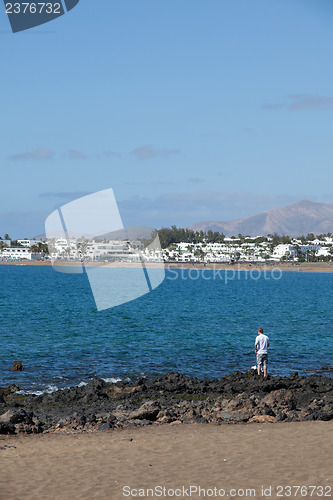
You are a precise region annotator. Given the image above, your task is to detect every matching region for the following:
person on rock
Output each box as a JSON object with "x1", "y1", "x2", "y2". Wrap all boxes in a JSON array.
[{"x1": 255, "y1": 327, "x2": 269, "y2": 377}]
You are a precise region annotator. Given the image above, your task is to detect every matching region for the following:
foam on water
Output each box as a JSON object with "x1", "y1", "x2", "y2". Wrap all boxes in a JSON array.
[
  {"x1": 16, "y1": 384, "x2": 59, "y2": 396},
  {"x1": 102, "y1": 377, "x2": 122, "y2": 383}
]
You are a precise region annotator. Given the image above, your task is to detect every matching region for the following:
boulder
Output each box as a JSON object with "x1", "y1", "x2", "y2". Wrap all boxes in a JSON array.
[
  {"x1": 10, "y1": 360, "x2": 24, "y2": 371},
  {"x1": 0, "y1": 422, "x2": 15, "y2": 434},
  {"x1": 98, "y1": 422, "x2": 112, "y2": 431},
  {"x1": 249, "y1": 415, "x2": 276, "y2": 423},
  {"x1": 128, "y1": 401, "x2": 160, "y2": 421},
  {"x1": 0, "y1": 409, "x2": 33, "y2": 425}
]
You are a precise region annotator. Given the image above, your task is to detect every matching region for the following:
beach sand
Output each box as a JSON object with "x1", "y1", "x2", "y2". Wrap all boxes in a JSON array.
[
  {"x1": 1, "y1": 260, "x2": 333, "y2": 273},
  {"x1": 1, "y1": 421, "x2": 332, "y2": 499}
]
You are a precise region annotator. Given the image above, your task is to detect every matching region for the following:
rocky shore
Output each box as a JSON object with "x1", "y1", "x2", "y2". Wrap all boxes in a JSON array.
[{"x1": 1, "y1": 370, "x2": 333, "y2": 435}]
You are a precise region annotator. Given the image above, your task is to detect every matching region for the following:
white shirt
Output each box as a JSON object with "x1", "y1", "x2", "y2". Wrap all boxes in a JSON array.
[{"x1": 255, "y1": 334, "x2": 269, "y2": 354}]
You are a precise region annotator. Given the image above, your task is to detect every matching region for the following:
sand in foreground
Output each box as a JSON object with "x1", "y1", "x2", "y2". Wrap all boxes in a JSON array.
[{"x1": 1, "y1": 421, "x2": 332, "y2": 500}]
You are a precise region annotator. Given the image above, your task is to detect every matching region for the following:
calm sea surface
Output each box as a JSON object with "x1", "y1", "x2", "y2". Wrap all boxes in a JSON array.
[{"x1": 0, "y1": 265, "x2": 332, "y2": 392}]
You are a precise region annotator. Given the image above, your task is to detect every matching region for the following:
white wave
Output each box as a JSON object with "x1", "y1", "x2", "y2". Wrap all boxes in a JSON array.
[
  {"x1": 78, "y1": 381, "x2": 88, "y2": 387},
  {"x1": 102, "y1": 377, "x2": 122, "y2": 383},
  {"x1": 16, "y1": 384, "x2": 59, "y2": 396}
]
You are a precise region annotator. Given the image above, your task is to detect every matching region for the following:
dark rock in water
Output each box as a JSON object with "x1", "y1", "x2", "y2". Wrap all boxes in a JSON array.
[
  {"x1": 10, "y1": 360, "x2": 24, "y2": 371},
  {"x1": 0, "y1": 394, "x2": 5, "y2": 404}
]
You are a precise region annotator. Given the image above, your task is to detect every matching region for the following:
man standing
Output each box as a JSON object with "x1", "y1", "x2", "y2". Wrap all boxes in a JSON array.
[{"x1": 255, "y1": 327, "x2": 269, "y2": 377}]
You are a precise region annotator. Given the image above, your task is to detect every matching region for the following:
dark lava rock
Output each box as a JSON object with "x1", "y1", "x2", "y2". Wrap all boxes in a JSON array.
[
  {"x1": 1, "y1": 370, "x2": 332, "y2": 433},
  {"x1": 0, "y1": 408, "x2": 33, "y2": 425},
  {"x1": 10, "y1": 360, "x2": 24, "y2": 371},
  {"x1": 98, "y1": 422, "x2": 112, "y2": 431},
  {"x1": 129, "y1": 401, "x2": 160, "y2": 421},
  {"x1": 0, "y1": 422, "x2": 15, "y2": 434}
]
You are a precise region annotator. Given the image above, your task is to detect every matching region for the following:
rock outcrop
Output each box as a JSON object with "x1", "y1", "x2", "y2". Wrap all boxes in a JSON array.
[{"x1": 0, "y1": 370, "x2": 332, "y2": 434}]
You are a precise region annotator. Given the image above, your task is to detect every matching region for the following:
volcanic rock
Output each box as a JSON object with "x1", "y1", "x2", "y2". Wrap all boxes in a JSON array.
[{"x1": 10, "y1": 360, "x2": 24, "y2": 371}]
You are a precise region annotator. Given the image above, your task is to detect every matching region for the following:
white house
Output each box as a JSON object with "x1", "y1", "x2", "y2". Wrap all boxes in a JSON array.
[
  {"x1": 1, "y1": 247, "x2": 39, "y2": 260},
  {"x1": 272, "y1": 244, "x2": 297, "y2": 260},
  {"x1": 17, "y1": 239, "x2": 44, "y2": 247}
]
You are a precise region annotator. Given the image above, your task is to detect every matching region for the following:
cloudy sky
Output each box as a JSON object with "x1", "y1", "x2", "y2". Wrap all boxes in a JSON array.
[{"x1": 1, "y1": 0, "x2": 333, "y2": 237}]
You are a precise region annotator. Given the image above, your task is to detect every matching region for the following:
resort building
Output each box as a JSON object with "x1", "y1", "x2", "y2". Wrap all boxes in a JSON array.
[
  {"x1": 1, "y1": 247, "x2": 40, "y2": 260},
  {"x1": 17, "y1": 239, "x2": 44, "y2": 247}
]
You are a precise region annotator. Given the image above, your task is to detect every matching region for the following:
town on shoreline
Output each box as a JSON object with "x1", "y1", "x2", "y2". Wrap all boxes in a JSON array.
[{"x1": 2, "y1": 229, "x2": 333, "y2": 268}]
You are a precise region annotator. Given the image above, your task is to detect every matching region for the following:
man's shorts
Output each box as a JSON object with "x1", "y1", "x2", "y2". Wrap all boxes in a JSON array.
[{"x1": 257, "y1": 353, "x2": 268, "y2": 366}]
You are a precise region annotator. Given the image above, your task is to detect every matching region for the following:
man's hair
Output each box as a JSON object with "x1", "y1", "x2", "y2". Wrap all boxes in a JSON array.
[{"x1": 258, "y1": 327, "x2": 263, "y2": 333}]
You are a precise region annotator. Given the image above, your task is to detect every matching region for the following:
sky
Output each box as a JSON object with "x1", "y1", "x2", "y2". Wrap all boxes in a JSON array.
[{"x1": 1, "y1": 0, "x2": 333, "y2": 238}]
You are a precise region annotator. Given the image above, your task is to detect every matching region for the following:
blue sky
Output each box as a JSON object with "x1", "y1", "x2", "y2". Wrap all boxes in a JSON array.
[{"x1": 1, "y1": 0, "x2": 333, "y2": 237}]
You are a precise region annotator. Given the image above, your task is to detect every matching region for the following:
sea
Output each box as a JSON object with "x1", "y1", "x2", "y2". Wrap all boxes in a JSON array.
[{"x1": 0, "y1": 265, "x2": 332, "y2": 394}]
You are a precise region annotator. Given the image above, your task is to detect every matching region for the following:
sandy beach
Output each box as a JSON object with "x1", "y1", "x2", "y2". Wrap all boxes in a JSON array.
[
  {"x1": 1, "y1": 260, "x2": 333, "y2": 272},
  {"x1": 1, "y1": 421, "x2": 332, "y2": 500}
]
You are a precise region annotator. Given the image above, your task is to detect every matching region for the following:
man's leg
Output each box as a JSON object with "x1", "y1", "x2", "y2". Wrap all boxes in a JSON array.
[
  {"x1": 257, "y1": 354, "x2": 262, "y2": 375},
  {"x1": 263, "y1": 356, "x2": 268, "y2": 377}
]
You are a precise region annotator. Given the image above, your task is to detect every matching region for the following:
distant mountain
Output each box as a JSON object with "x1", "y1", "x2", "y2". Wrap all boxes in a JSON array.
[
  {"x1": 34, "y1": 226, "x2": 155, "y2": 241},
  {"x1": 188, "y1": 200, "x2": 333, "y2": 237},
  {"x1": 34, "y1": 230, "x2": 84, "y2": 240}
]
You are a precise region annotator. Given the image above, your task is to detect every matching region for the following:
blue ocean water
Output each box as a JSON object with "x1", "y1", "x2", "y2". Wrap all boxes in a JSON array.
[{"x1": 0, "y1": 265, "x2": 332, "y2": 392}]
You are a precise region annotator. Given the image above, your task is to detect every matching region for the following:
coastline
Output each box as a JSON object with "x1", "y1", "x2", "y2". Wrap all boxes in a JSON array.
[
  {"x1": 2, "y1": 260, "x2": 333, "y2": 272},
  {"x1": 1, "y1": 370, "x2": 332, "y2": 435}
]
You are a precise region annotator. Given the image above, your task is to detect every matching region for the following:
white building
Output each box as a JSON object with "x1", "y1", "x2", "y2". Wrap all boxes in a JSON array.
[
  {"x1": 1, "y1": 247, "x2": 39, "y2": 260},
  {"x1": 17, "y1": 239, "x2": 44, "y2": 247},
  {"x1": 272, "y1": 244, "x2": 297, "y2": 260},
  {"x1": 316, "y1": 247, "x2": 331, "y2": 258}
]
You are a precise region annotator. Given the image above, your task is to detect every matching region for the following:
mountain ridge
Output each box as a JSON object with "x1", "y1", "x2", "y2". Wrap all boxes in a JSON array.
[{"x1": 188, "y1": 200, "x2": 333, "y2": 237}]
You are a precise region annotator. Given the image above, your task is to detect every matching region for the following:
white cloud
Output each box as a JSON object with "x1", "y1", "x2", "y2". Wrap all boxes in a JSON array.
[
  {"x1": 7, "y1": 148, "x2": 54, "y2": 161},
  {"x1": 263, "y1": 94, "x2": 333, "y2": 111},
  {"x1": 131, "y1": 145, "x2": 181, "y2": 160},
  {"x1": 188, "y1": 177, "x2": 204, "y2": 184},
  {"x1": 66, "y1": 149, "x2": 87, "y2": 160}
]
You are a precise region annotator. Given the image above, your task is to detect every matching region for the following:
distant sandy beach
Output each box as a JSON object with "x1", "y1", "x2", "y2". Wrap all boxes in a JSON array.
[
  {"x1": 1, "y1": 260, "x2": 333, "y2": 272},
  {"x1": 1, "y1": 421, "x2": 332, "y2": 500}
]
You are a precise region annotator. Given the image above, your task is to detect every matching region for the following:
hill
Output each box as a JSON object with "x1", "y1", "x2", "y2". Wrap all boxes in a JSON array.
[{"x1": 188, "y1": 200, "x2": 333, "y2": 237}]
